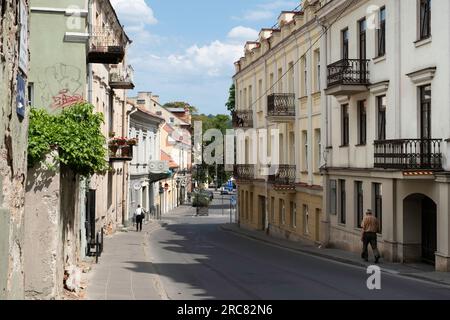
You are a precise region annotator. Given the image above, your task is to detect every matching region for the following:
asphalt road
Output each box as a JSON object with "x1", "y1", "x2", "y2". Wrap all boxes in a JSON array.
[{"x1": 141, "y1": 192, "x2": 450, "y2": 300}]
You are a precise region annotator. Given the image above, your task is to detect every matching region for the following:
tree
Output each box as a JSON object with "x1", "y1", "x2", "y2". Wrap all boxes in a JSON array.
[
  {"x1": 163, "y1": 101, "x2": 198, "y2": 115},
  {"x1": 225, "y1": 84, "x2": 236, "y2": 113}
]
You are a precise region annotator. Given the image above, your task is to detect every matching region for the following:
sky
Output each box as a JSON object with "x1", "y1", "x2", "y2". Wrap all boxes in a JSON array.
[{"x1": 110, "y1": 0, "x2": 300, "y2": 115}]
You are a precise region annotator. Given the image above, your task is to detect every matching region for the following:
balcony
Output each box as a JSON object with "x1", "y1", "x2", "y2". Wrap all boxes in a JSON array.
[
  {"x1": 110, "y1": 65, "x2": 135, "y2": 90},
  {"x1": 232, "y1": 110, "x2": 253, "y2": 129},
  {"x1": 267, "y1": 93, "x2": 296, "y2": 122},
  {"x1": 374, "y1": 139, "x2": 442, "y2": 171},
  {"x1": 88, "y1": 27, "x2": 125, "y2": 64},
  {"x1": 325, "y1": 59, "x2": 370, "y2": 96},
  {"x1": 268, "y1": 165, "x2": 296, "y2": 190},
  {"x1": 234, "y1": 164, "x2": 255, "y2": 182},
  {"x1": 109, "y1": 143, "x2": 134, "y2": 162}
]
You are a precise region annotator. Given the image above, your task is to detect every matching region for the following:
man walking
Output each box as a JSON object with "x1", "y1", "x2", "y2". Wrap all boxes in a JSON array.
[
  {"x1": 361, "y1": 209, "x2": 381, "y2": 263},
  {"x1": 135, "y1": 205, "x2": 144, "y2": 232}
]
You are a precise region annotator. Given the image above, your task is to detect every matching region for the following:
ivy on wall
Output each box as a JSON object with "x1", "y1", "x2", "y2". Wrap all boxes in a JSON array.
[{"x1": 28, "y1": 103, "x2": 109, "y2": 176}]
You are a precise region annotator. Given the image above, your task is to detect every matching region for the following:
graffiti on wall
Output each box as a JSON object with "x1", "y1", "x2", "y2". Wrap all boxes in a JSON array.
[{"x1": 37, "y1": 63, "x2": 85, "y2": 110}]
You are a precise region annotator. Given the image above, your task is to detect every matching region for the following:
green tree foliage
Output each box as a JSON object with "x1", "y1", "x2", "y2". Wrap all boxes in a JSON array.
[
  {"x1": 28, "y1": 103, "x2": 109, "y2": 176},
  {"x1": 163, "y1": 101, "x2": 198, "y2": 115},
  {"x1": 225, "y1": 84, "x2": 236, "y2": 112}
]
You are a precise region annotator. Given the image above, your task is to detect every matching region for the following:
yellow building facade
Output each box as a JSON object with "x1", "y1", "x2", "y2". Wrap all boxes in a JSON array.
[{"x1": 233, "y1": 0, "x2": 326, "y2": 245}]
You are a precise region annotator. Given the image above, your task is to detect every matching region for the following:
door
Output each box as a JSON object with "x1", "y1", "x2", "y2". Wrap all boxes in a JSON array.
[
  {"x1": 259, "y1": 196, "x2": 266, "y2": 230},
  {"x1": 421, "y1": 197, "x2": 437, "y2": 264},
  {"x1": 85, "y1": 189, "x2": 96, "y2": 247},
  {"x1": 420, "y1": 85, "x2": 432, "y2": 167}
]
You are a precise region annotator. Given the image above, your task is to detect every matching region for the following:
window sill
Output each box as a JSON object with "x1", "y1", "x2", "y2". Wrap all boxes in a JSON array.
[
  {"x1": 373, "y1": 55, "x2": 386, "y2": 64},
  {"x1": 414, "y1": 36, "x2": 432, "y2": 48},
  {"x1": 355, "y1": 143, "x2": 367, "y2": 147},
  {"x1": 339, "y1": 145, "x2": 349, "y2": 148}
]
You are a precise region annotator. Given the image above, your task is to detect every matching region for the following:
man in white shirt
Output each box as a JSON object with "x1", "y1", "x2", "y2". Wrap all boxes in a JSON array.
[{"x1": 135, "y1": 205, "x2": 144, "y2": 232}]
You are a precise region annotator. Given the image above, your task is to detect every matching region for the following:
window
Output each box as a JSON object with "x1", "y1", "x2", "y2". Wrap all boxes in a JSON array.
[
  {"x1": 342, "y1": 28, "x2": 349, "y2": 59},
  {"x1": 341, "y1": 104, "x2": 349, "y2": 146},
  {"x1": 315, "y1": 50, "x2": 321, "y2": 91},
  {"x1": 248, "y1": 85, "x2": 253, "y2": 110},
  {"x1": 330, "y1": 180, "x2": 337, "y2": 215},
  {"x1": 355, "y1": 181, "x2": 364, "y2": 228},
  {"x1": 303, "y1": 57, "x2": 308, "y2": 95},
  {"x1": 303, "y1": 205, "x2": 309, "y2": 235},
  {"x1": 169, "y1": 117, "x2": 175, "y2": 124},
  {"x1": 278, "y1": 68, "x2": 283, "y2": 93},
  {"x1": 377, "y1": 7, "x2": 386, "y2": 57},
  {"x1": 288, "y1": 62, "x2": 294, "y2": 93},
  {"x1": 420, "y1": 84, "x2": 431, "y2": 139},
  {"x1": 377, "y1": 96, "x2": 387, "y2": 140},
  {"x1": 358, "y1": 100, "x2": 367, "y2": 145},
  {"x1": 137, "y1": 99, "x2": 145, "y2": 105},
  {"x1": 419, "y1": 0, "x2": 431, "y2": 40},
  {"x1": 359, "y1": 18, "x2": 367, "y2": 60},
  {"x1": 315, "y1": 129, "x2": 322, "y2": 171},
  {"x1": 269, "y1": 73, "x2": 274, "y2": 94},
  {"x1": 302, "y1": 131, "x2": 308, "y2": 171},
  {"x1": 243, "y1": 88, "x2": 247, "y2": 108},
  {"x1": 339, "y1": 180, "x2": 346, "y2": 224},
  {"x1": 373, "y1": 183, "x2": 383, "y2": 233},
  {"x1": 291, "y1": 202, "x2": 297, "y2": 228},
  {"x1": 280, "y1": 199, "x2": 286, "y2": 225},
  {"x1": 258, "y1": 79, "x2": 263, "y2": 111},
  {"x1": 271, "y1": 197, "x2": 275, "y2": 223}
]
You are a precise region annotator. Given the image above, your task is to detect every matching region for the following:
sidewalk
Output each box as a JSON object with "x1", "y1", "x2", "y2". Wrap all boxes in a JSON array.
[
  {"x1": 220, "y1": 223, "x2": 450, "y2": 287},
  {"x1": 85, "y1": 221, "x2": 167, "y2": 300}
]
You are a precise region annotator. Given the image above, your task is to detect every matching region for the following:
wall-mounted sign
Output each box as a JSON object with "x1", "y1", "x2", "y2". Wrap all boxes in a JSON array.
[
  {"x1": 16, "y1": 74, "x2": 26, "y2": 118},
  {"x1": 19, "y1": 0, "x2": 28, "y2": 75},
  {"x1": 149, "y1": 161, "x2": 169, "y2": 174}
]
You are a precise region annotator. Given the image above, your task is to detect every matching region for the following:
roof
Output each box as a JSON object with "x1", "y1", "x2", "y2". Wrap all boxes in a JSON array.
[{"x1": 161, "y1": 150, "x2": 179, "y2": 169}]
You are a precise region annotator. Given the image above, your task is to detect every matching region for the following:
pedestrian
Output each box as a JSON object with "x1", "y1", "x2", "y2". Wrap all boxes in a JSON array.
[
  {"x1": 361, "y1": 209, "x2": 381, "y2": 263},
  {"x1": 135, "y1": 205, "x2": 144, "y2": 232}
]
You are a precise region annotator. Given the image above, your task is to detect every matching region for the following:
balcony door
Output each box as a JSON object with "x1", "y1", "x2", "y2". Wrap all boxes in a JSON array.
[
  {"x1": 359, "y1": 19, "x2": 367, "y2": 82},
  {"x1": 420, "y1": 85, "x2": 432, "y2": 167}
]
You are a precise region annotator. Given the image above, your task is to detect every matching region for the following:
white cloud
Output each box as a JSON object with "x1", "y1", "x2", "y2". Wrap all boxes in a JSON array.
[
  {"x1": 227, "y1": 26, "x2": 259, "y2": 41},
  {"x1": 234, "y1": 0, "x2": 298, "y2": 22},
  {"x1": 110, "y1": 0, "x2": 157, "y2": 27}
]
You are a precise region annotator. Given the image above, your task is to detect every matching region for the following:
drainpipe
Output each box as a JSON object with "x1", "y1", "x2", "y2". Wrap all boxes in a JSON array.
[{"x1": 87, "y1": 0, "x2": 93, "y2": 104}]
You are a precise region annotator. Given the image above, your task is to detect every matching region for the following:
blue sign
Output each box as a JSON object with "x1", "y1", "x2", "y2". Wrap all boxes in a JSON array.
[
  {"x1": 16, "y1": 74, "x2": 26, "y2": 118},
  {"x1": 227, "y1": 180, "x2": 233, "y2": 191}
]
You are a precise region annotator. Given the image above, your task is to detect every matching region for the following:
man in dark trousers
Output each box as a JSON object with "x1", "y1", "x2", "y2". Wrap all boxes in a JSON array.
[
  {"x1": 361, "y1": 209, "x2": 381, "y2": 263},
  {"x1": 135, "y1": 205, "x2": 144, "y2": 232}
]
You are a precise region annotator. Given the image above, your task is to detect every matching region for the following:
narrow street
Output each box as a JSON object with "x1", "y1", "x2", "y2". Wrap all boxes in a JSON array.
[{"x1": 87, "y1": 192, "x2": 450, "y2": 300}]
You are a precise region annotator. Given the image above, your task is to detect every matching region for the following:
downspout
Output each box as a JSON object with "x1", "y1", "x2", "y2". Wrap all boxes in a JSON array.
[{"x1": 87, "y1": 0, "x2": 93, "y2": 104}]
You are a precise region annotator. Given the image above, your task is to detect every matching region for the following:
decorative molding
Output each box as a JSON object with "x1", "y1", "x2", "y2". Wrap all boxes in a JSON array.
[
  {"x1": 31, "y1": 7, "x2": 88, "y2": 17},
  {"x1": 64, "y1": 32, "x2": 89, "y2": 43},
  {"x1": 373, "y1": 55, "x2": 386, "y2": 64},
  {"x1": 369, "y1": 80, "x2": 390, "y2": 95},
  {"x1": 406, "y1": 67, "x2": 437, "y2": 86},
  {"x1": 335, "y1": 95, "x2": 350, "y2": 104}
]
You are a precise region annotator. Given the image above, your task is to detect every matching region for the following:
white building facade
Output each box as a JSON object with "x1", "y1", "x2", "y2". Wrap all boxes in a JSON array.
[{"x1": 318, "y1": 0, "x2": 450, "y2": 271}]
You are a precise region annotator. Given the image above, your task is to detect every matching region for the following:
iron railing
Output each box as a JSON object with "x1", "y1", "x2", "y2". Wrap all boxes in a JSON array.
[
  {"x1": 327, "y1": 59, "x2": 370, "y2": 87},
  {"x1": 232, "y1": 110, "x2": 254, "y2": 128},
  {"x1": 267, "y1": 93, "x2": 296, "y2": 117},
  {"x1": 88, "y1": 26, "x2": 125, "y2": 64},
  {"x1": 374, "y1": 139, "x2": 442, "y2": 170},
  {"x1": 268, "y1": 165, "x2": 296, "y2": 185},
  {"x1": 234, "y1": 164, "x2": 255, "y2": 181},
  {"x1": 110, "y1": 65, "x2": 134, "y2": 88}
]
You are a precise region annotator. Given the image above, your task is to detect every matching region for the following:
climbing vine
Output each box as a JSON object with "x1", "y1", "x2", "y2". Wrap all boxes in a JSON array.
[{"x1": 28, "y1": 103, "x2": 109, "y2": 176}]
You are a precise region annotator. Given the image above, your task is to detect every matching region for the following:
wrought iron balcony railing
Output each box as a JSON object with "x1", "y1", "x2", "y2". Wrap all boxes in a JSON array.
[
  {"x1": 88, "y1": 26, "x2": 125, "y2": 64},
  {"x1": 234, "y1": 164, "x2": 255, "y2": 181},
  {"x1": 110, "y1": 65, "x2": 134, "y2": 89},
  {"x1": 374, "y1": 139, "x2": 442, "y2": 170},
  {"x1": 268, "y1": 165, "x2": 296, "y2": 185},
  {"x1": 232, "y1": 110, "x2": 253, "y2": 128},
  {"x1": 267, "y1": 93, "x2": 296, "y2": 118},
  {"x1": 327, "y1": 59, "x2": 370, "y2": 88}
]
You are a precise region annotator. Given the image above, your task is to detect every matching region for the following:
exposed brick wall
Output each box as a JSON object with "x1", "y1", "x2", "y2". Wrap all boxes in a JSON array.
[{"x1": 0, "y1": 0, "x2": 29, "y2": 300}]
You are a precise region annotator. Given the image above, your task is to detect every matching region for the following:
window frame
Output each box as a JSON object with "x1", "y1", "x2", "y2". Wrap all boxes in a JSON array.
[
  {"x1": 339, "y1": 180, "x2": 346, "y2": 225},
  {"x1": 341, "y1": 104, "x2": 349, "y2": 146},
  {"x1": 330, "y1": 180, "x2": 337, "y2": 215},
  {"x1": 377, "y1": 95, "x2": 387, "y2": 141},
  {"x1": 419, "y1": 0, "x2": 431, "y2": 40},
  {"x1": 373, "y1": 183, "x2": 383, "y2": 234},
  {"x1": 377, "y1": 6, "x2": 386, "y2": 57},
  {"x1": 355, "y1": 181, "x2": 364, "y2": 228},
  {"x1": 342, "y1": 28, "x2": 349, "y2": 60},
  {"x1": 358, "y1": 100, "x2": 367, "y2": 145}
]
